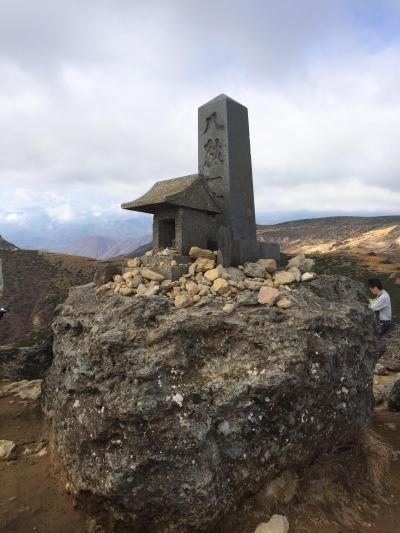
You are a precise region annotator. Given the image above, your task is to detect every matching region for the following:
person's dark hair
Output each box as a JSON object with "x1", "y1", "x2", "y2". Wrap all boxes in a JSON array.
[{"x1": 368, "y1": 277, "x2": 383, "y2": 290}]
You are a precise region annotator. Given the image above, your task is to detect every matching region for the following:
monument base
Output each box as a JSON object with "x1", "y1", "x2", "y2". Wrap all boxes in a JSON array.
[
  {"x1": 218, "y1": 239, "x2": 280, "y2": 267},
  {"x1": 140, "y1": 240, "x2": 280, "y2": 279},
  {"x1": 140, "y1": 255, "x2": 191, "y2": 281},
  {"x1": 259, "y1": 242, "x2": 281, "y2": 264}
]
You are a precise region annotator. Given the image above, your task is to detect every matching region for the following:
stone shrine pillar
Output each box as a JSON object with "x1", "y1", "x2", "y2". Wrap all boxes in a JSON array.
[{"x1": 198, "y1": 94, "x2": 258, "y2": 265}]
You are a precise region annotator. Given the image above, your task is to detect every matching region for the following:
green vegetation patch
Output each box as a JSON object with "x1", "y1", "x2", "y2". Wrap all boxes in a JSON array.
[
  {"x1": 312, "y1": 254, "x2": 400, "y2": 323},
  {"x1": 13, "y1": 328, "x2": 51, "y2": 348}
]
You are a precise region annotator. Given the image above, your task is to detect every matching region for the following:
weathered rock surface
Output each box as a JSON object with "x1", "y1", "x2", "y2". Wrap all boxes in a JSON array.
[
  {"x1": 45, "y1": 275, "x2": 379, "y2": 532},
  {"x1": 388, "y1": 379, "x2": 400, "y2": 411}
]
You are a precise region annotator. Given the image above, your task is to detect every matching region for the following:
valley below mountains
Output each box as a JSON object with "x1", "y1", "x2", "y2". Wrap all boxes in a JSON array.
[{"x1": 53, "y1": 233, "x2": 152, "y2": 259}]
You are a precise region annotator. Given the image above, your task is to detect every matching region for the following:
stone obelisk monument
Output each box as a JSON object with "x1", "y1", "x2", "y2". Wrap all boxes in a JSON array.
[{"x1": 198, "y1": 94, "x2": 276, "y2": 265}]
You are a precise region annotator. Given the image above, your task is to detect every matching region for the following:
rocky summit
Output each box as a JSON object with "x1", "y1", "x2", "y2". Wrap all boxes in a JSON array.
[{"x1": 45, "y1": 262, "x2": 380, "y2": 532}]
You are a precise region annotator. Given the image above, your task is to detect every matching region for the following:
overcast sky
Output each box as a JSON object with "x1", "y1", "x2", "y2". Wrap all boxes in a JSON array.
[{"x1": 1, "y1": 0, "x2": 400, "y2": 227}]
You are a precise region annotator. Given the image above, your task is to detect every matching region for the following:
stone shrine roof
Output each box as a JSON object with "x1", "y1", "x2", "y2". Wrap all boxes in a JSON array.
[
  {"x1": 0, "y1": 235, "x2": 18, "y2": 250},
  {"x1": 122, "y1": 174, "x2": 221, "y2": 215}
]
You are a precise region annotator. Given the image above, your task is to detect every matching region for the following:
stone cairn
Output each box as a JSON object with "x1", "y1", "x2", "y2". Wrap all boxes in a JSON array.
[{"x1": 95, "y1": 248, "x2": 316, "y2": 313}]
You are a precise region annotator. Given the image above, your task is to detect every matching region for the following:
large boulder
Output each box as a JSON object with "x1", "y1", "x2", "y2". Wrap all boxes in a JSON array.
[{"x1": 45, "y1": 276, "x2": 379, "y2": 532}]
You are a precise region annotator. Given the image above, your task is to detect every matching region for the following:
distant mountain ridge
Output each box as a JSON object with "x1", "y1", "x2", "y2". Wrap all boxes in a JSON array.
[
  {"x1": 257, "y1": 215, "x2": 400, "y2": 255},
  {"x1": 0, "y1": 214, "x2": 152, "y2": 251},
  {"x1": 4, "y1": 214, "x2": 400, "y2": 259},
  {"x1": 55, "y1": 233, "x2": 152, "y2": 259}
]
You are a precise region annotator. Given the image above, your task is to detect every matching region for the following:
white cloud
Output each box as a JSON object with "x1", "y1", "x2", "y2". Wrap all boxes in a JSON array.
[
  {"x1": 0, "y1": 0, "x2": 400, "y2": 226},
  {"x1": 45, "y1": 203, "x2": 75, "y2": 223},
  {"x1": 256, "y1": 178, "x2": 400, "y2": 214},
  {"x1": 1, "y1": 212, "x2": 27, "y2": 223}
]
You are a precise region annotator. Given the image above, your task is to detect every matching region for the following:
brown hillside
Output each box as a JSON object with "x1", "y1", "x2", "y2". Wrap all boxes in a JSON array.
[
  {"x1": 257, "y1": 215, "x2": 400, "y2": 256},
  {"x1": 0, "y1": 249, "x2": 100, "y2": 345}
]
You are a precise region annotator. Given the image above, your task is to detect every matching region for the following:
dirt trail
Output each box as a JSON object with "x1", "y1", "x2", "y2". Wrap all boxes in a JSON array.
[
  {"x1": 286, "y1": 407, "x2": 400, "y2": 533},
  {"x1": 0, "y1": 384, "x2": 87, "y2": 532}
]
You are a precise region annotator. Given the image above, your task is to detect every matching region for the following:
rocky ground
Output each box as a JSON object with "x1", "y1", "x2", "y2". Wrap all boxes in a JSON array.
[{"x1": 0, "y1": 379, "x2": 88, "y2": 532}]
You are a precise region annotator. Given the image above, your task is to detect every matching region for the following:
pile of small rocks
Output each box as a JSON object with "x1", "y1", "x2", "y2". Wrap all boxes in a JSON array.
[{"x1": 95, "y1": 247, "x2": 317, "y2": 311}]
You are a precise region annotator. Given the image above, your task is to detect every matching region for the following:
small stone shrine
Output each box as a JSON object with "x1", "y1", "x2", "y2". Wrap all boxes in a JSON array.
[{"x1": 122, "y1": 94, "x2": 279, "y2": 267}]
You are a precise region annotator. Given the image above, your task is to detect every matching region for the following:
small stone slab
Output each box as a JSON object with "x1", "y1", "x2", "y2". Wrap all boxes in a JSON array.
[
  {"x1": 189, "y1": 247, "x2": 215, "y2": 260},
  {"x1": 301, "y1": 272, "x2": 317, "y2": 282},
  {"x1": 253, "y1": 515, "x2": 289, "y2": 533},
  {"x1": 204, "y1": 265, "x2": 223, "y2": 282},
  {"x1": 244, "y1": 262, "x2": 267, "y2": 279},
  {"x1": 287, "y1": 254, "x2": 315, "y2": 273},
  {"x1": 213, "y1": 278, "x2": 229, "y2": 295},
  {"x1": 1, "y1": 379, "x2": 42, "y2": 400},
  {"x1": 236, "y1": 291, "x2": 258, "y2": 306},
  {"x1": 276, "y1": 297, "x2": 292, "y2": 309},
  {"x1": 0, "y1": 440, "x2": 16, "y2": 460},
  {"x1": 257, "y1": 287, "x2": 280, "y2": 306},
  {"x1": 141, "y1": 268, "x2": 165, "y2": 281},
  {"x1": 274, "y1": 271, "x2": 296, "y2": 286},
  {"x1": 175, "y1": 293, "x2": 193, "y2": 308},
  {"x1": 257, "y1": 258, "x2": 277, "y2": 274}
]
